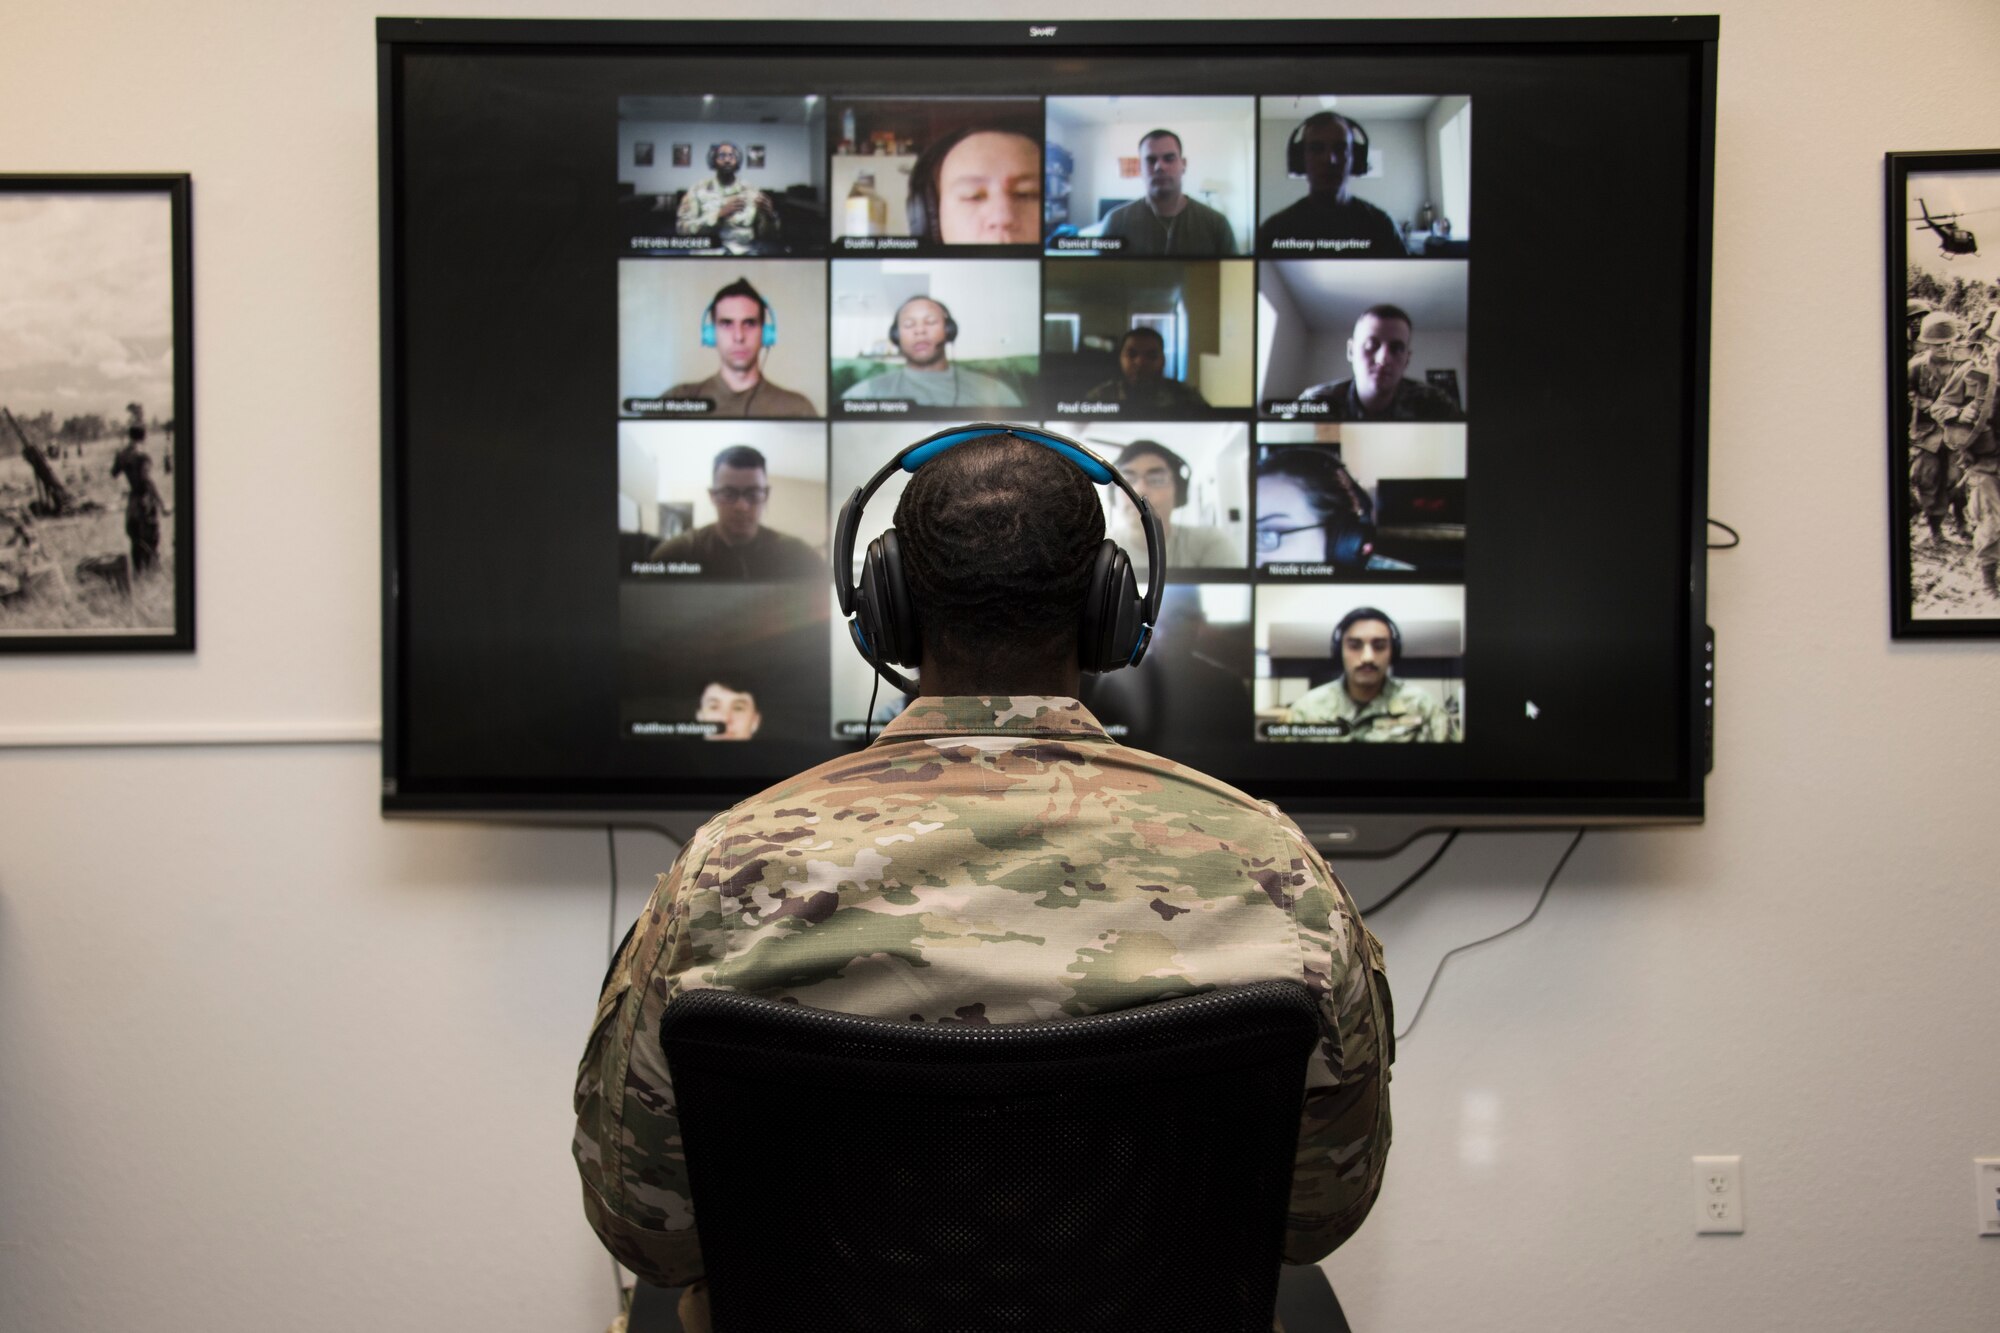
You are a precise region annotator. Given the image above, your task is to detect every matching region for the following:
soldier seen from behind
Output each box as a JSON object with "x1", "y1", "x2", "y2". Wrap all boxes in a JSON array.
[{"x1": 574, "y1": 426, "x2": 1393, "y2": 1333}]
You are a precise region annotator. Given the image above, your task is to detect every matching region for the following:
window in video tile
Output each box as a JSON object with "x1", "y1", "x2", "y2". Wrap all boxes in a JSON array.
[
  {"x1": 1041, "y1": 260, "x2": 1255, "y2": 413},
  {"x1": 618, "y1": 260, "x2": 828, "y2": 419},
  {"x1": 1043, "y1": 97, "x2": 1254, "y2": 257},
  {"x1": 616, "y1": 95, "x2": 828, "y2": 257},
  {"x1": 1255, "y1": 95, "x2": 1471, "y2": 257},
  {"x1": 827, "y1": 98, "x2": 1042, "y2": 252},
  {"x1": 1254, "y1": 423, "x2": 1465, "y2": 580},
  {"x1": 1258, "y1": 260, "x2": 1467, "y2": 420},
  {"x1": 831, "y1": 260, "x2": 1040, "y2": 416},
  {"x1": 1253, "y1": 584, "x2": 1464, "y2": 742}
]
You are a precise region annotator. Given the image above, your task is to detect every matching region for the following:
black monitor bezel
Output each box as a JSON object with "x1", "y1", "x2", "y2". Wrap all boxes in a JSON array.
[{"x1": 377, "y1": 17, "x2": 1717, "y2": 838}]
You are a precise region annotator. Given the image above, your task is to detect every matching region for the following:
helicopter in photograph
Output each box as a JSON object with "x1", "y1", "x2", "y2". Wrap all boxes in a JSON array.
[{"x1": 1910, "y1": 198, "x2": 1996, "y2": 258}]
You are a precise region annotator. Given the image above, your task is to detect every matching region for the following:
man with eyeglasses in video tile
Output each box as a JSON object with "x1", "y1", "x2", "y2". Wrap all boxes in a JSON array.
[{"x1": 647, "y1": 444, "x2": 823, "y2": 579}]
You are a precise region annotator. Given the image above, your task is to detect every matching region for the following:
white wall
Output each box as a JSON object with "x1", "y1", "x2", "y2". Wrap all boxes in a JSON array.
[{"x1": 4, "y1": 3, "x2": 2000, "y2": 1332}]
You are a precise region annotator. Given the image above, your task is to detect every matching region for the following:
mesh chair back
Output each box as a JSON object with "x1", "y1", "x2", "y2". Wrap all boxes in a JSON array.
[{"x1": 661, "y1": 980, "x2": 1320, "y2": 1333}]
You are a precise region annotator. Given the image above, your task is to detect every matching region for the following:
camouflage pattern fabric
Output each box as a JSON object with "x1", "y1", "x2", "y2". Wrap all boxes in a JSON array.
[
  {"x1": 1283, "y1": 673, "x2": 1452, "y2": 742},
  {"x1": 573, "y1": 696, "x2": 1392, "y2": 1287}
]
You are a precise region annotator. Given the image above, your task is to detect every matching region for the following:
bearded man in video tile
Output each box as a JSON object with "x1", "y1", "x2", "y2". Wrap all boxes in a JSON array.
[{"x1": 1083, "y1": 327, "x2": 1210, "y2": 413}]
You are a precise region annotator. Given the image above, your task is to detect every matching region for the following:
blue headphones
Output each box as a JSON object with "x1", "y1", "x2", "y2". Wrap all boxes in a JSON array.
[
  {"x1": 700, "y1": 279, "x2": 778, "y2": 349},
  {"x1": 833, "y1": 424, "x2": 1165, "y2": 695}
]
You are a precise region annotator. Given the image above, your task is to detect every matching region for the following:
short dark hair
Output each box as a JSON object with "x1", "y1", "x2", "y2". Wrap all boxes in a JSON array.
[
  {"x1": 894, "y1": 432, "x2": 1105, "y2": 666},
  {"x1": 1137, "y1": 128, "x2": 1183, "y2": 155},
  {"x1": 1118, "y1": 326, "x2": 1166, "y2": 354},
  {"x1": 1358, "y1": 303, "x2": 1414, "y2": 333},
  {"x1": 712, "y1": 444, "x2": 767, "y2": 477},
  {"x1": 709, "y1": 277, "x2": 768, "y2": 323}
]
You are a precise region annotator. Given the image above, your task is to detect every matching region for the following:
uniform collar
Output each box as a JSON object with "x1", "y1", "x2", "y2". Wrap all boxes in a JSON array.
[{"x1": 876, "y1": 696, "x2": 1111, "y2": 742}]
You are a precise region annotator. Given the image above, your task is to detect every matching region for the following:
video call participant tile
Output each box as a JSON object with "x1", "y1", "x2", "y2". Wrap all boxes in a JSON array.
[
  {"x1": 828, "y1": 97, "x2": 1043, "y2": 256},
  {"x1": 1042, "y1": 96, "x2": 1255, "y2": 257},
  {"x1": 1040, "y1": 260, "x2": 1256, "y2": 415},
  {"x1": 1079, "y1": 585, "x2": 1253, "y2": 757},
  {"x1": 616, "y1": 95, "x2": 828, "y2": 258},
  {"x1": 831, "y1": 261, "x2": 1041, "y2": 419},
  {"x1": 1257, "y1": 260, "x2": 1468, "y2": 421},
  {"x1": 619, "y1": 581, "x2": 830, "y2": 746},
  {"x1": 1046, "y1": 420, "x2": 1251, "y2": 579},
  {"x1": 1255, "y1": 424, "x2": 1466, "y2": 581},
  {"x1": 618, "y1": 260, "x2": 827, "y2": 419},
  {"x1": 617, "y1": 421, "x2": 829, "y2": 580},
  {"x1": 1253, "y1": 584, "x2": 1465, "y2": 743},
  {"x1": 1255, "y1": 95, "x2": 1472, "y2": 258}
]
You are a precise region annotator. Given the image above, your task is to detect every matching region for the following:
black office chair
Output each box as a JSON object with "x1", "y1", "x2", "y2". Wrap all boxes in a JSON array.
[{"x1": 650, "y1": 980, "x2": 1351, "y2": 1333}]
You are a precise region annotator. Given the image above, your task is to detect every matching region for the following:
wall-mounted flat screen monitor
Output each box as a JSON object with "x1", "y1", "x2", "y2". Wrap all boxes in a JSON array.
[{"x1": 379, "y1": 18, "x2": 1716, "y2": 850}]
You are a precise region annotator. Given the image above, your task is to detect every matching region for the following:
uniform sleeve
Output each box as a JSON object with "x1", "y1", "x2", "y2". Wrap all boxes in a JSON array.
[
  {"x1": 1277, "y1": 820, "x2": 1394, "y2": 1263},
  {"x1": 571, "y1": 823, "x2": 719, "y2": 1287}
]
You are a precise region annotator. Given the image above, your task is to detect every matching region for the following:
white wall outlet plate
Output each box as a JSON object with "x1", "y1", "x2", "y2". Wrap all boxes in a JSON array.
[{"x1": 1693, "y1": 1154, "x2": 1744, "y2": 1234}]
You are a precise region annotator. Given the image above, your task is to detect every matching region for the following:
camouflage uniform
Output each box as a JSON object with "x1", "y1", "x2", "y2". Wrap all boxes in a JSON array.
[
  {"x1": 574, "y1": 696, "x2": 1392, "y2": 1289},
  {"x1": 674, "y1": 177, "x2": 778, "y2": 255},
  {"x1": 1282, "y1": 674, "x2": 1451, "y2": 742}
]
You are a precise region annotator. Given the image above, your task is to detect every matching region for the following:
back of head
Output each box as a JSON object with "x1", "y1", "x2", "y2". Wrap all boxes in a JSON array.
[{"x1": 893, "y1": 433, "x2": 1105, "y2": 670}]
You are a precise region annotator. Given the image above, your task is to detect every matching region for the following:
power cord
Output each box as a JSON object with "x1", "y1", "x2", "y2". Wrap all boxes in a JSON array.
[
  {"x1": 1707, "y1": 518, "x2": 1740, "y2": 550},
  {"x1": 1395, "y1": 828, "x2": 1585, "y2": 1044},
  {"x1": 1354, "y1": 829, "x2": 1459, "y2": 915}
]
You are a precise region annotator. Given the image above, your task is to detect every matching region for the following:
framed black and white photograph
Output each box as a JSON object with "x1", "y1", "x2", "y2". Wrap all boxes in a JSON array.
[
  {"x1": 0, "y1": 175, "x2": 193, "y2": 651},
  {"x1": 1887, "y1": 150, "x2": 2000, "y2": 637},
  {"x1": 745, "y1": 144, "x2": 765, "y2": 170}
]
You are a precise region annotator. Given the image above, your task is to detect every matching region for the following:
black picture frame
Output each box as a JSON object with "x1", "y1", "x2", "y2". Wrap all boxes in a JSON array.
[
  {"x1": 0, "y1": 174, "x2": 194, "y2": 652},
  {"x1": 1886, "y1": 149, "x2": 2000, "y2": 637}
]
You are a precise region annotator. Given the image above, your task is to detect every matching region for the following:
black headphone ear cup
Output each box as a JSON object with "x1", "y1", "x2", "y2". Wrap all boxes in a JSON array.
[
  {"x1": 888, "y1": 318, "x2": 901, "y2": 348},
  {"x1": 1286, "y1": 123, "x2": 1305, "y2": 177},
  {"x1": 943, "y1": 313, "x2": 958, "y2": 343},
  {"x1": 862, "y1": 529, "x2": 923, "y2": 668},
  {"x1": 1077, "y1": 539, "x2": 1142, "y2": 673},
  {"x1": 1327, "y1": 517, "x2": 1375, "y2": 573},
  {"x1": 1349, "y1": 119, "x2": 1369, "y2": 177}
]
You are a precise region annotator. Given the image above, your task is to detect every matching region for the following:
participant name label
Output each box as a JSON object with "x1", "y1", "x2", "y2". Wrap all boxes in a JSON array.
[
  {"x1": 1259, "y1": 722, "x2": 1353, "y2": 739},
  {"x1": 1055, "y1": 401, "x2": 1119, "y2": 414},
  {"x1": 629, "y1": 721, "x2": 723, "y2": 737},
  {"x1": 624, "y1": 397, "x2": 714, "y2": 415},
  {"x1": 838, "y1": 236, "x2": 920, "y2": 251},
  {"x1": 842, "y1": 400, "x2": 912, "y2": 413},
  {"x1": 1051, "y1": 236, "x2": 1125, "y2": 252},
  {"x1": 1268, "y1": 237, "x2": 1374, "y2": 253},
  {"x1": 631, "y1": 234, "x2": 718, "y2": 251},
  {"x1": 1263, "y1": 399, "x2": 1331, "y2": 417}
]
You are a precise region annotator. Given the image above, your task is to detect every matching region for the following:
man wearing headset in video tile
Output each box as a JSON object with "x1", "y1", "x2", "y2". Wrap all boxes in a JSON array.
[
  {"x1": 841, "y1": 296, "x2": 1023, "y2": 408},
  {"x1": 575, "y1": 426, "x2": 1392, "y2": 1332},
  {"x1": 662, "y1": 278, "x2": 816, "y2": 418},
  {"x1": 676, "y1": 141, "x2": 779, "y2": 255},
  {"x1": 1256, "y1": 111, "x2": 1406, "y2": 256},
  {"x1": 1282, "y1": 606, "x2": 1450, "y2": 741}
]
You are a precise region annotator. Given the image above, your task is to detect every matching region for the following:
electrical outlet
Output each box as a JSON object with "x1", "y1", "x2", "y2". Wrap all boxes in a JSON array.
[
  {"x1": 1976, "y1": 1159, "x2": 2000, "y2": 1236},
  {"x1": 1693, "y1": 1155, "x2": 1744, "y2": 1234}
]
